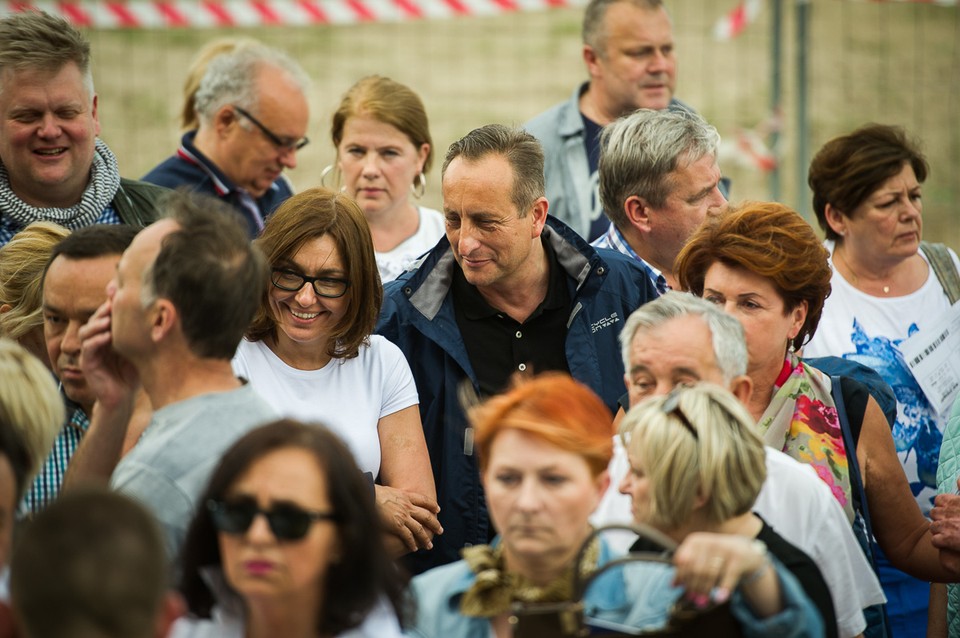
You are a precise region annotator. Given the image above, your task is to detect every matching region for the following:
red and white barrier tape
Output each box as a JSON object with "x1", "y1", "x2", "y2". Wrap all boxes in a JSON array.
[
  {"x1": 717, "y1": 109, "x2": 782, "y2": 173},
  {"x1": 2, "y1": 0, "x2": 952, "y2": 30},
  {"x1": 0, "y1": 0, "x2": 588, "y2": 28},
  {"x1": 714, "y1": 0, "x2": 954, "y2": 41},
  {"x1": 713, "y1": 0, "x2": 762, "y2": 41}
]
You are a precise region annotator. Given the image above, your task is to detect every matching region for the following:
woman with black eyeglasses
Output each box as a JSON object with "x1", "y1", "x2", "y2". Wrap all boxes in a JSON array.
[
  {"x1": 172, "y1": 419, "x2": 406, "y2": 637},
  {"x1": 232, "y1": 187, "x2": 441, "y2": 558}
]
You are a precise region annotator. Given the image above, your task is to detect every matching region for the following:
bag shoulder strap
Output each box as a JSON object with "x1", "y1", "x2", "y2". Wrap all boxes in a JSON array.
[
  {"x1": 830, "y1": 375, "x2": 875, "y2": 542},
  {"x1": 922, "y1": 240, "x2": 960, "y2": 305}
]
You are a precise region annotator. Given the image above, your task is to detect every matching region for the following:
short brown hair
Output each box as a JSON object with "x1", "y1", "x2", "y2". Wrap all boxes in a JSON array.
[
  {"x1": 331, "y1": 75, "x2": 433, "y2": 178},
  {"x1": 247, "y1": 188, "x2": 381, "y2": 360},
  {"x1": 582, "y1": 0, "x2": 664, "y2": 54},
  {"x1": 11, "y1": 489, "x2": 168, "y2": 638},
  {"x1": 0, "y1": 10, "x2": 93, "y2": 99},
  {"x1": 470, "y1": 372, "x2": 613, "y2": 477},
  {"x1": 675, "y1": 201, "x2": 832, "y2": 350},
  {"x1": 808, "y1": 124, "x2": 929, "y2": 241},
  {"x1": 442, "y1": 124, "x2": 544, "y2": 215},
  {"x1": 146, "y1": 191, "x2": 267, "y2": 360}
]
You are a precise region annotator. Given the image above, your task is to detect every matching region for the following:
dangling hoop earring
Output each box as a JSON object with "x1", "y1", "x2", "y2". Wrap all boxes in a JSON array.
[
  {"x1": 320, "y1": 164, "x2": 342, "y2": 190},
  {"x1": 411, "y1": 172, "x2": 426, "y2": 200}
]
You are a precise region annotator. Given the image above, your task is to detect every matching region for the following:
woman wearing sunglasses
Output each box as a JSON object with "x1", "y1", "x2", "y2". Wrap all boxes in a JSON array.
[
  {"x1": 409, "y1": 373, "x2": 822, "y2": 637},
  {"x1": 172, "y1": 419, "x2": 405, "y2": 637},
  {"x1": 232, "y1": 188, "x2": 440, "y2": 557},
  {"x1": 619, "y1": 383, "x2": 835, "y2": 635}
]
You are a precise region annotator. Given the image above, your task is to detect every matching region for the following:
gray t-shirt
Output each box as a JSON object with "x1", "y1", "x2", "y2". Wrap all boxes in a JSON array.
[{"x1": 111, "y1": 383, "x2": 277, "y2": 560}]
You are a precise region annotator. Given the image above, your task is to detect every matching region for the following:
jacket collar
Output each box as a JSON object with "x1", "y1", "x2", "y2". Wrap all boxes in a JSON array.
[{"x1": 402, "y1": 217, "x2": 602, "y2": 321}]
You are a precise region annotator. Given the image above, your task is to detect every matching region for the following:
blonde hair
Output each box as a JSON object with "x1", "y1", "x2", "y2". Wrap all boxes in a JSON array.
[
  {"x1": 331, "y1": 75, "x2": 433, "y2": 179},
  {"x1": 180, "y1": 37, "x2": 261, "y2": 130},
  {"x1": 620, "y1": 383, "x2": 765, "y2": 530},
  {"x1": 0, "y1": 221, "x2": 70, "y2": 341},
  {"x1": 0, "y1": 338, "x2": 66, "y2": 484}
]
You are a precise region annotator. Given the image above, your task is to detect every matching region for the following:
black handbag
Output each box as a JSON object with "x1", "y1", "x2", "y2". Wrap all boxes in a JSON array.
[{"x1": 509, "y1": 524, "x2": 743, "y2": 638}]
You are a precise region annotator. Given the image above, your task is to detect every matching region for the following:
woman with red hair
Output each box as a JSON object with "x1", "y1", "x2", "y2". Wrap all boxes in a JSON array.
[{"x1": 408, "y1": 372, "x2": 822, "y2": 637}]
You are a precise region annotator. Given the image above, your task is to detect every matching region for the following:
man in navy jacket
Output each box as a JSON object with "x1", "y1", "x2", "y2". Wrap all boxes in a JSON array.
[{"x1": 376, "y1": 124, "x2": 657, "y2": 573}]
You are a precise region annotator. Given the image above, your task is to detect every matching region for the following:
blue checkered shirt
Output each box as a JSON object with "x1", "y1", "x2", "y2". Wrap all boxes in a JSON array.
[
  {"x1": 591, "y1": 223, "x2": 670, "y2": 295},
  {"x1": 0, "y1": 205, "x2": 121, "y2": 247},
  {"x1": 20, "y1": 404, "x2": 90, "y2": 516}
]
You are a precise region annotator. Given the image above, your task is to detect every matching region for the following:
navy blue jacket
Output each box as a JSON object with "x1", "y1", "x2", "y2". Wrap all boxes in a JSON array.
[
  {"x1": 376, "y1": 217, "x2": 657, "y2": 573},
  {"x1": 142, "y1": 131, "x2": 292, "y2": 238}
]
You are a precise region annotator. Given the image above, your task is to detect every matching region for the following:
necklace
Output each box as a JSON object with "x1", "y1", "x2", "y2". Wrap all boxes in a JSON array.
[{"x1": 834, "y1": 247, "x2": 891, "y2": 294}]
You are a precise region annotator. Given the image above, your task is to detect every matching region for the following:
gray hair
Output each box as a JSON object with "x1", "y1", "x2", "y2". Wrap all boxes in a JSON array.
[
  {"x1": 193, "y1": 44, "x2": 309, "y2": 126},
  {"x1": 619, "y1": 291, "x2": 746, "y2": 383},
  {"x1": 582, "y1": 0, "x2": 664, "y2": 55},
  {"x1": 442, "y1": 124, "x2": 545, "y2": 215},
  {"x1": 0, "y1": 11, "x2": 94, "y2": 100},
  {"x1": 599, "y1": 108, "x2": 720, "y2": 230}
]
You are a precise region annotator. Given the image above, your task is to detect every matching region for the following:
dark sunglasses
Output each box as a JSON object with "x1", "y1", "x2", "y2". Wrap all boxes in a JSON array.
[
  {"x1": 207, "y1": 498, "x2": 336, "y2": 541},
  {"x1": 661, "y1": 385, "x2": 699, "y2": 440}
]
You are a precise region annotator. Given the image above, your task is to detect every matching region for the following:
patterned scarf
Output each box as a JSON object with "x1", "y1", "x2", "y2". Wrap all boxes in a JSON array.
[
  {"x1": 0, "y1": 138, "x2": 121, "y2": 229},
  {"x1": 758, "y1": 352, "x2": 855, "y2": 523},
  {"x1": 459, "y1": 536, "x2": 600, "y2": 618}
]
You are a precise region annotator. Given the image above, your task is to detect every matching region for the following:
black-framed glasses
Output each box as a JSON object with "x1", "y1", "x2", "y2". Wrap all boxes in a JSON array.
[
  {"x1": 233, "y1": 105, "x2": 309, "y2": 152},
  {"x1": 207, "y1": 498, "x2": 336, "y2": 541},
  {"x1": 661, "y1": 385, "x2": 699, "y2": 440},
  {"x1": 271, "y1": 268, "x2": 349, "y2": 299}
]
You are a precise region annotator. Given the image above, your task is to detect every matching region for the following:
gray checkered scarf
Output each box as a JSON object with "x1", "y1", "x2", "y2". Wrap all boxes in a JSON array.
[{"x1": 0, "y1": 138, "x2": 121, "y2": 229}]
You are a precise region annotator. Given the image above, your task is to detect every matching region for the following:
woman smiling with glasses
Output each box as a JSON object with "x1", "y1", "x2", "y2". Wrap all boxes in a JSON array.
[
  {"x1": 232, "y1": 187, "x2": 441, "y2": 558},
  {"x1": 173, "y1": 419, "x2": 406, "y2": 637}
]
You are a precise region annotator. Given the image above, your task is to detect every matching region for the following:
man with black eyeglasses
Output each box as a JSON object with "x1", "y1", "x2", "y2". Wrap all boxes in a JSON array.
[
  {"x1": 142, "y1": 43, "x2": 310, "y2": 238},
  {"x1": 62, "y1": 191, "x2": 276, "y2": 560}
]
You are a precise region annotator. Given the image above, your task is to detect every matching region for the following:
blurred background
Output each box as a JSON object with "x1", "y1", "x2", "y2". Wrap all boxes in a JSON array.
[{"x1": 43, "y1": 0, "x2": 959, "y2": 246}]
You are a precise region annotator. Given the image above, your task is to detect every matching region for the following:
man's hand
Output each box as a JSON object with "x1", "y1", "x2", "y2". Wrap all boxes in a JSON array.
[
  {"x1": 63, "y1": 298, "x2": 142, "y2": 489},
  {"x1": 79, "y1": 298, "x2": 139, "y2": 411},
  {"x1": 930, "y1": 482, "x2": 960, "y2": 575},
  {"x1": 374, "y1": 484, "x2": 443, "y2": 556}
]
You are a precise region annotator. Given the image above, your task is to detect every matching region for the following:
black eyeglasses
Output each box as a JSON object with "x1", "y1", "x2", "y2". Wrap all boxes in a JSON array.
[
  {"x1": 233, "y1": 105, "x2": 309, "y2": 152},
  {"x1": 271, "y1": 268, "x2": 349, "y2": 299},
  {"x1": 207, "y1": 498, "x2": 336, "y2": 541},
  {"x1": 661, "y1": 385, "x2": 699, "y2": 440}
]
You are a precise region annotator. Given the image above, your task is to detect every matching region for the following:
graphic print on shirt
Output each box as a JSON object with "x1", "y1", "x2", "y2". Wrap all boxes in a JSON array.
[{"x1": 844, "y1": 319, "x2": 941, "y2": 510}]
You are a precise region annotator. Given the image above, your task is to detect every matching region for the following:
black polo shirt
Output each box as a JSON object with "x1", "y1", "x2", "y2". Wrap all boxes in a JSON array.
[{"x1": 452, "y1": 238, "x2": 571, "y2": 397}]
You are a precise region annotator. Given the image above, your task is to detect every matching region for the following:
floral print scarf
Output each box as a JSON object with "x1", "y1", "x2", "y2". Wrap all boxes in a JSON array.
[{"x1": 758, "y1": 352, "x2": 855, "y2": 523}]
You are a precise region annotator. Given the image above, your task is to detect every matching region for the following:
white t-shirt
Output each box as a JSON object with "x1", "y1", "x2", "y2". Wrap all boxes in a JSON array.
[
  {"x1": 169, "y1": 598, "x2": 403, "y2": 638},
  {"x1": 592, "y1": 438, "x2": 884, "y2": 638},
  {"x1": 375, "y1": 206, "x2": 445, "y2": 283},
  {"x1": 232, "y1": 336, "x2": 418, "y2": 478},
  {"x1": 804, "y1": 241, "x2": 960, "y2": 516}
]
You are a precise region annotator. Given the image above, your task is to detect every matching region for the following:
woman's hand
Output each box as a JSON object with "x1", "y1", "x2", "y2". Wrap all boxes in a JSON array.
[
  {"x1": 375, "y1": 484, "x2": 443, "y2": 556},
  {"x1": 859, "y1": 396, "x2": 958, "y2": 581},
  {"x1": 377, "y1": 405, "x2": 442, "y2": 557},
  {"x1": 673, "y1": 532, "x2": 782, "y2": 617}
]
